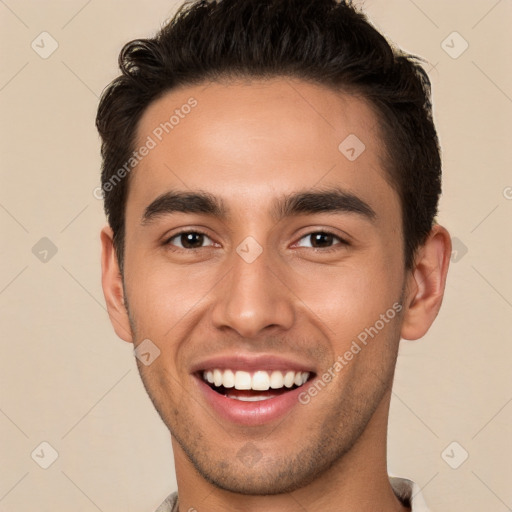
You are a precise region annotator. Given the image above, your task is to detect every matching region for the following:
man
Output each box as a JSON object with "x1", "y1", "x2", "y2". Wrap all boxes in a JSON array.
[{"x1": 96, "y1": 0, "x2": 451, "y2": 510}]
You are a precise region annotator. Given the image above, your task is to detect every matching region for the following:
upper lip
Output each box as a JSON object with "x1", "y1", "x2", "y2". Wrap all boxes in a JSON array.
[{"x1": 190, "y1": 353, "x2": 316, "y2": 374}]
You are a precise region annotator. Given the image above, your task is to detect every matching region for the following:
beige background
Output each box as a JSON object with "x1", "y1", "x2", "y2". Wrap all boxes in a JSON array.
[{"x1": 1, "y1": 0, "x2": 511, "y2": 510}]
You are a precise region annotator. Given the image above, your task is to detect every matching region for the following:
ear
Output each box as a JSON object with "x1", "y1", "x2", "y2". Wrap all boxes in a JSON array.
[
  {"x1": 100, "y1": 226, "x2": 133, "y2": 343},
  {"x1": 400, "y1": 224, "x2": 452, "y2": 340}
]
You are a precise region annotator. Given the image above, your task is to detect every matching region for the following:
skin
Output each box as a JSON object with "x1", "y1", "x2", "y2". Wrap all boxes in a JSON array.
[{"x1": 101, "y1": 78, "x2": 451, "y2": 512}]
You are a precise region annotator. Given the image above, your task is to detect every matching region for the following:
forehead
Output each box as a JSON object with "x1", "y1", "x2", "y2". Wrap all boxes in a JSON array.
[{"x1": 130, "y1": 78, "x2": 395, "y2": 217}]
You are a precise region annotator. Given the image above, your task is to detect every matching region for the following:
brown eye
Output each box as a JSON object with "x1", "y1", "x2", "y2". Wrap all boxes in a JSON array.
[
  {"x1": 166, "y1": 231, "x2": 214, "y2": 249},
  {"x1": 296, "y1": 231, "x2": 347, "y2": 249}
]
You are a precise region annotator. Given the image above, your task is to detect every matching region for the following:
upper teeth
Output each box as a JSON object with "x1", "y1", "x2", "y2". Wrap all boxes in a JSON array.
[{"x1": 202, "y1": 369, "x2": 310, "y2": 390}]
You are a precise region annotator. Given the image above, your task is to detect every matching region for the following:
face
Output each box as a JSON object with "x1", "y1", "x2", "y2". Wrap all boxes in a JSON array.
[{"x1": 117, "y1": 78, "x2": 410, "y2": 493}]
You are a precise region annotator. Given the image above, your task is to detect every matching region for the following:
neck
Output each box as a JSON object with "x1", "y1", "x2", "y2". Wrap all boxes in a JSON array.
[{"x1": 171, "y1": 389, "x2": 409, "y2": 512}]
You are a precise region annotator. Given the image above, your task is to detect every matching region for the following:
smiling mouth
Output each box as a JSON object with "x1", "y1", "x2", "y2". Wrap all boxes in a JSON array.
[{"x1": 199, "y1": 369, "x2": 314, "y2": 401}]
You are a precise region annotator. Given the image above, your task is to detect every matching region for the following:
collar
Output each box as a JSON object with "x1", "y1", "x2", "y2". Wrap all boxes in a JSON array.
[
  {"x1": 390, "y1": 476, "x2": 431, "y2": 511},
  {"x1": 156, "y1": 476, "x2": 431, "y2": 512}
]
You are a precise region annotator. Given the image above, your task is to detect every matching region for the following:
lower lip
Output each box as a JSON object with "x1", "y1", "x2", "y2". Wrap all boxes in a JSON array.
[{"x1": 194, "y1": 376, "x2": 310, "y2": 426}]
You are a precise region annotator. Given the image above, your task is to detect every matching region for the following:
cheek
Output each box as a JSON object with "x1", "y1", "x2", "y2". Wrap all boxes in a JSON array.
[
  {"x1": 123, "y1": 255, "x2": 220, "y2": 337},
  {"x1": 289, "y1": 256, "x2": 403, "y2": 335}
]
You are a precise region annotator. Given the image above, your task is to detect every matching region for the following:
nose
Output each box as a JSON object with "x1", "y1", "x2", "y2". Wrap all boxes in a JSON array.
[{"x1": 210, "y1": 244, "x2": 295, "y2": 338}]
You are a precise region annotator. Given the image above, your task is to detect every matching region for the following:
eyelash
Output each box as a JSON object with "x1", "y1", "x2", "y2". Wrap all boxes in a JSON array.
[{"x1": 164, "y1": 229, "x2": 349, "y2": 253}]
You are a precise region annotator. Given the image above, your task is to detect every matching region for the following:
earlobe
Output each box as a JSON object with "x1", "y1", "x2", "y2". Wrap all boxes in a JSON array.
[
  {"x1": 100, "y1": 226, "x2": 133, "y2": 343},
  {"x1": 400, "y1": 224, "x2": 452, "y2": 341}
]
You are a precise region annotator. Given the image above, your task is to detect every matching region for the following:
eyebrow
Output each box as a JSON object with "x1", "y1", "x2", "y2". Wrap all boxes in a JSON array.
[
  {"x1": 142, "y1": 190, "x2": 226, "y2": 224},
  {"x1": 272, "y1": 187, "x2": 376, "y2": 222},
  {"x1": 141, "y1": 186, "x2": 376, "y2": 225}
]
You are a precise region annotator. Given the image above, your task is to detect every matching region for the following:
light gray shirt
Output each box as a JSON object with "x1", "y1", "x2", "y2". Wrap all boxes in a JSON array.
[{"x1": 155, "y1": 476, "x2": 430, "y2": 511}]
